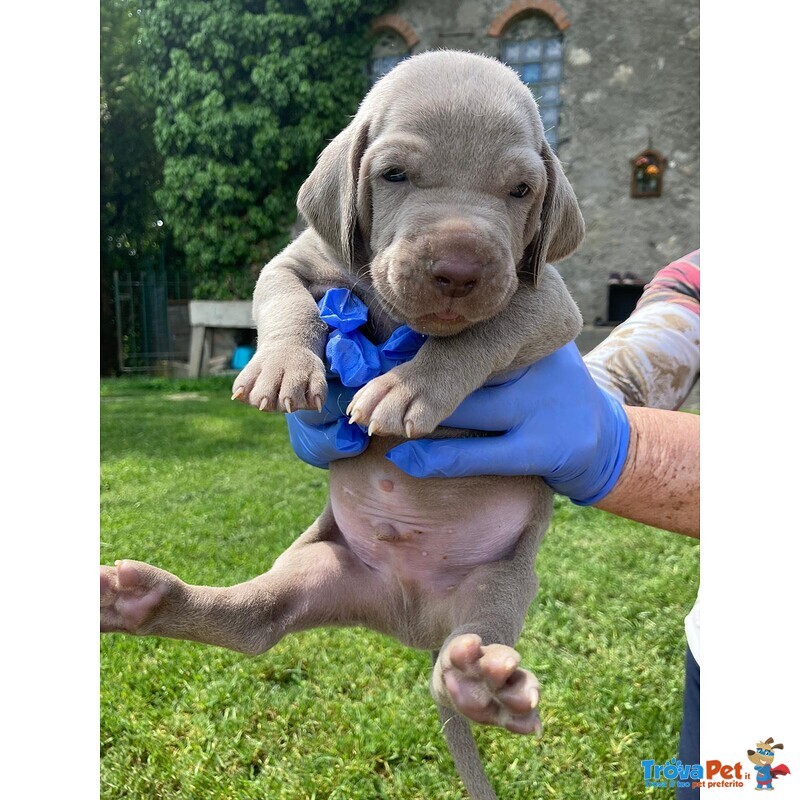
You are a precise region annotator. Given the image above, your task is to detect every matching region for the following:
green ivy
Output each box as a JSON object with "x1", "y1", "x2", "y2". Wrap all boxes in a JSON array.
[
  {"x1": 138, "y1": 0, "x2": 392, "y2": 298},
  {"x1": 101, "y1": 0, "x2": 166, "y2": 274}
]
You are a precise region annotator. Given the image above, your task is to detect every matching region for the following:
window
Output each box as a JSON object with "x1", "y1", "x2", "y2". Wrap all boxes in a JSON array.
[
  {"x1": 501, "y1": 15, "x2": 564, "y2": 151},
  {"x1": 370, "y1": 29, "x2": 410, "y2": 84},
  {"x1": 630, "y1": 149, "x2": 666, "y2": 198}
]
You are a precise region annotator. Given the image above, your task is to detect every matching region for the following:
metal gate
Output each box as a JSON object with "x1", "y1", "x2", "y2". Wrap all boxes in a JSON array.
[{"x1": 113, "y1": 268, "x2": 192, "y2": 373}]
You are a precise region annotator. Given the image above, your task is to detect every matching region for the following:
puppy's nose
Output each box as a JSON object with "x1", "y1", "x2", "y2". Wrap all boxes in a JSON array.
[{"x1": 432, "y1": 256, "x2": 481, "y2": 298}]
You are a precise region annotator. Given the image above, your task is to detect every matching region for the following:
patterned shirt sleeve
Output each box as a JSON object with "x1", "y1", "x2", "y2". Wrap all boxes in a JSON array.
[
  {"x1": 634, "y1": 249, "x2": 700, "y2": 317},
  {"x1": 583, "y1": 250, "x2": 700, "y2": 410}
]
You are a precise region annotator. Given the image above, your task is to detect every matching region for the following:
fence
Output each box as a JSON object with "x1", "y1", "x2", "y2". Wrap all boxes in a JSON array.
[{"x1": 113, "y1": 268, "x2": 193, "y2": 373}]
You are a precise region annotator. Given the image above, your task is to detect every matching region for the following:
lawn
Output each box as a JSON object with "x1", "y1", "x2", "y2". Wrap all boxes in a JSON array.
[{"x1": 100, "y1": 375, "x2": 699, "y2": 800}]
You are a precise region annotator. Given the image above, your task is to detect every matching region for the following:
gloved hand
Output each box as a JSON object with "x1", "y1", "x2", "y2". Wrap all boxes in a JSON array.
[
  {"x1": 285, "y1": 287, "x2": 426, "y2": 469},
  {"x1": 285, "y1": 380, "x2": 366, "y2": 469},
  {"x1": 385, "y1": 342, "x2": 630, "y2": 505}
]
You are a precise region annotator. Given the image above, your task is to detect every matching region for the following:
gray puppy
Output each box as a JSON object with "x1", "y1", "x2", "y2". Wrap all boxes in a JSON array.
[{"x1": 101, "y1": 50, "x2": 584, "y2": 800}]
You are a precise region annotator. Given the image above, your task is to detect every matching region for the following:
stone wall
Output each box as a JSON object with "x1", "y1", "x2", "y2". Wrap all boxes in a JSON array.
[{"x1": 371, "y1": 0, "x2": 700, "y2": 324}]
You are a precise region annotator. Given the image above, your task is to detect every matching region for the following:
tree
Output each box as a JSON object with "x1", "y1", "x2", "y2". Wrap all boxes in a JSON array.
[
  {"x1": 138, "y1": 0, "x2": 392, "y2": 298},
  {"x1": 101, "y1": 0, "x2": 170, "y2": 373}
]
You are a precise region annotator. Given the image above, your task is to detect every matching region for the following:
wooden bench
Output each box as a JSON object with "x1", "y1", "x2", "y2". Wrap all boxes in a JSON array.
[{"x1": 188, "y1": 300, "x2": 255, "y2": 378}]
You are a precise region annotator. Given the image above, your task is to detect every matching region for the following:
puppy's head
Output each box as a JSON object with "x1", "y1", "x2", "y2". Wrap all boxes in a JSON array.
[{"x1": 298, "y1": 50, "x2": 584, "y2": 336}]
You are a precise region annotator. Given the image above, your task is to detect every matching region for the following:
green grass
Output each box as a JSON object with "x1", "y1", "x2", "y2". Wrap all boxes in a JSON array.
[{"x1": 101, "y1": 376, "x2": 699, "y2": 799}]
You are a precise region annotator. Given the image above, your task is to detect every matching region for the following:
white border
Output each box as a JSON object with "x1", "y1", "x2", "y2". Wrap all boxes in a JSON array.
[
  {"x1": 7, "y1": 1, "x2": 800, "y2": 796},
  {"x1": 3, "y1": 3, "x2": 99, "y2": 796},
  {"x1": 701, "y1": 1, "x2": 800, "y2": 796}
]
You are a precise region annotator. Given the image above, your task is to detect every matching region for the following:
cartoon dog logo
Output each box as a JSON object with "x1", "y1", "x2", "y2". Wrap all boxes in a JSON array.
[{"x1": 747, "y1": 738, "x2": 791, "y2": 790}]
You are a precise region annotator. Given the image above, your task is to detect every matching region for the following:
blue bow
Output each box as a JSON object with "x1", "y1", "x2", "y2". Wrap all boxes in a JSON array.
[
  {"x1": 279, "y1": 288, "x2": 428, "y2": 463},
  {"x1": 318, "y1": 288, "x2": 427, "y2": 387}
]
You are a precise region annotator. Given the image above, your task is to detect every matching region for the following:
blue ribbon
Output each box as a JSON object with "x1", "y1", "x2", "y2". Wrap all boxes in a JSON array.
[
  {"x1": 318, "y1": 288, "x2": 426, "y2": 388},
  {"x1": 285, "y1": 289, "x2": 428, "y2": 463}
]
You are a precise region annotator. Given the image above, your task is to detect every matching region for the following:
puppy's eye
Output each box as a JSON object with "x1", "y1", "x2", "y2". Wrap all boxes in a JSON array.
[
  {"x1": 382, "y1": 168, "x2": 407, "y2": 182},
  {"x1": 510, "y1": 183, "x2": 530, "y2": 198}
]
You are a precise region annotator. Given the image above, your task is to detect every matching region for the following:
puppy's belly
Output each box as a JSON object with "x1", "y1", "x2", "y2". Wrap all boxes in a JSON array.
[{"x1": 329, "y1": 435, "x2": 548, "y2": 592}]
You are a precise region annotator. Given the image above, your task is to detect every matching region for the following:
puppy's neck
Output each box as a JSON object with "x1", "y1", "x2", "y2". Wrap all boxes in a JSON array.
[{"x1": 363, "y1": 297, "x2": 404, "y2": 344}]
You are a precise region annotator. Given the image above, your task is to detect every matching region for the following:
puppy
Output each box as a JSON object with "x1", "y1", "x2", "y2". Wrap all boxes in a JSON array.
[{"x1": 100, "y1": 50, "x2": 584, "y2": 800}]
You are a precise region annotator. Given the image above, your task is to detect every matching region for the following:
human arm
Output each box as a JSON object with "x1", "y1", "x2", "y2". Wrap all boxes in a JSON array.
[
  {"x1": 579, "y1": 252, "x2": 700, "y2": 535},
  {"x1": 384, "y1": 343, "x2": 699, "y2": 537},
  {"x1": 594, "y1": 406, "x2": 699, "y2": 537}
]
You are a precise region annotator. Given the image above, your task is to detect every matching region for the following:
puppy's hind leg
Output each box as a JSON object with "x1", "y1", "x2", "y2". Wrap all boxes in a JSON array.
[
  {"x1": 100, "y1": 505, "x2": 387, "y2": 655},
  {"x1": 429, "y1": 520, "x2": 546, "y2": 800},
  {"x1": 431, "y1": 519, "x2": 547, "y2": 736}
]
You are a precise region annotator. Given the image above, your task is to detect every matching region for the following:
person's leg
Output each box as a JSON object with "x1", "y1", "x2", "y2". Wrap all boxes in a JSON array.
[
  {"x1": 676, "y1": 646, "x2": 700, "y2": 800},
  {"x1": 582, "y1": 251, "x2": 701, "y2": 800}
]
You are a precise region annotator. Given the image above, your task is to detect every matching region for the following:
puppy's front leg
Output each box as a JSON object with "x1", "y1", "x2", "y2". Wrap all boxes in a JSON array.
[
  {"x1": 232, "y1": 232, "x2": 345, "y2": 413},
  {"x1": 349, "y1": 266, "x2": 582, "y2": 437}
]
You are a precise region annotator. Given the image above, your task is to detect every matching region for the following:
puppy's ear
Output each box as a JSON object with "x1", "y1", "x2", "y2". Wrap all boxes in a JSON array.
[
  {"x1": 520, "y1": 137, "x2": 585, "y2": 284},
  {"x1": 297, "y1": 118, "x2": 371, "y2": 267}
]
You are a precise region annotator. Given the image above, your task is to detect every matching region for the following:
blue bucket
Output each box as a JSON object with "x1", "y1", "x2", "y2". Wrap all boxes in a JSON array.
[{"x1": 231, "y1": 345, "x2": 256, "y2": 370}]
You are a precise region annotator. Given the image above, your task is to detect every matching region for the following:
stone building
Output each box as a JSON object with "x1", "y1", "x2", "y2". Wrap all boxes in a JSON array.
[{"x1": 369, "y1": 0, "x2": 700, "y2": 326}]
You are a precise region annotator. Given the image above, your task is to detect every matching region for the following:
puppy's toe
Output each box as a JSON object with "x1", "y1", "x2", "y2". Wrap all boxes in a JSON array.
[
  {"x1": 348, "y1": 371, "x2": 447, "y2": 438},
  {"x1": 249, "y1": 363, "x2": 285, "y2": 412},
  {"x1": 277, "y1": 351, "x2": 327, "y2": 413},
  {"x1": 232, "y1": 347, "x2": 327, "y2": 413},
  {"x1": 348, "y1": 374, "x2": 410, "y2": 436},
  {"x1": 400, "y1": 396, "x2": 444, "y2": 438},
  {"x1": 435, "y1": 634, "x2": 542, "y2": 735},
  {"x1": 100, "y1": 560, "x2": 181, "y2": 635}
]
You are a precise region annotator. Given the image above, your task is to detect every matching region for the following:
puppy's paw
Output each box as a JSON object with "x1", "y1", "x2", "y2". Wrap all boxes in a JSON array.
[
  {"x1": 346, "y1": 366, "x2": 450, "y2": 438},
  {"x1": 432, "y1": 634, "x2": 542, "y2": 735},
  {"x1": 100, "y1": 560, "x2": 184, "y2": 636},
  {"x1": 232, "y1": 346, "x2": 327, "y2": 413}
]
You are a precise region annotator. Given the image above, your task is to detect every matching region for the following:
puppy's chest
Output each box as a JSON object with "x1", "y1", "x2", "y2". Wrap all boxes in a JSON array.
[{"x1": 328, "y1": 437, "x2": 542, "y2": 589}]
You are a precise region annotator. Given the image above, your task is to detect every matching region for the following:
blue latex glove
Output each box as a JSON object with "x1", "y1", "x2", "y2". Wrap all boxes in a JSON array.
[
  {"x1": 285, "y1": 288, "x2": 426, "y2": 468},
  {"x1": 286, "y1": 379, "x2": 366, "y2": 468},
  {"x1": 385, "y1": 342, "x2": 630, "y2": 505}
]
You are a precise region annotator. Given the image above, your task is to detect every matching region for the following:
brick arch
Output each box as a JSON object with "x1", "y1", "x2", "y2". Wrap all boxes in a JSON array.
[
  {"x1": 487, "y1": 0, "x2": 571, "y2": 37},
  {"x1": 371, "y1": 14, "x2": 420, "y2": 49}
]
